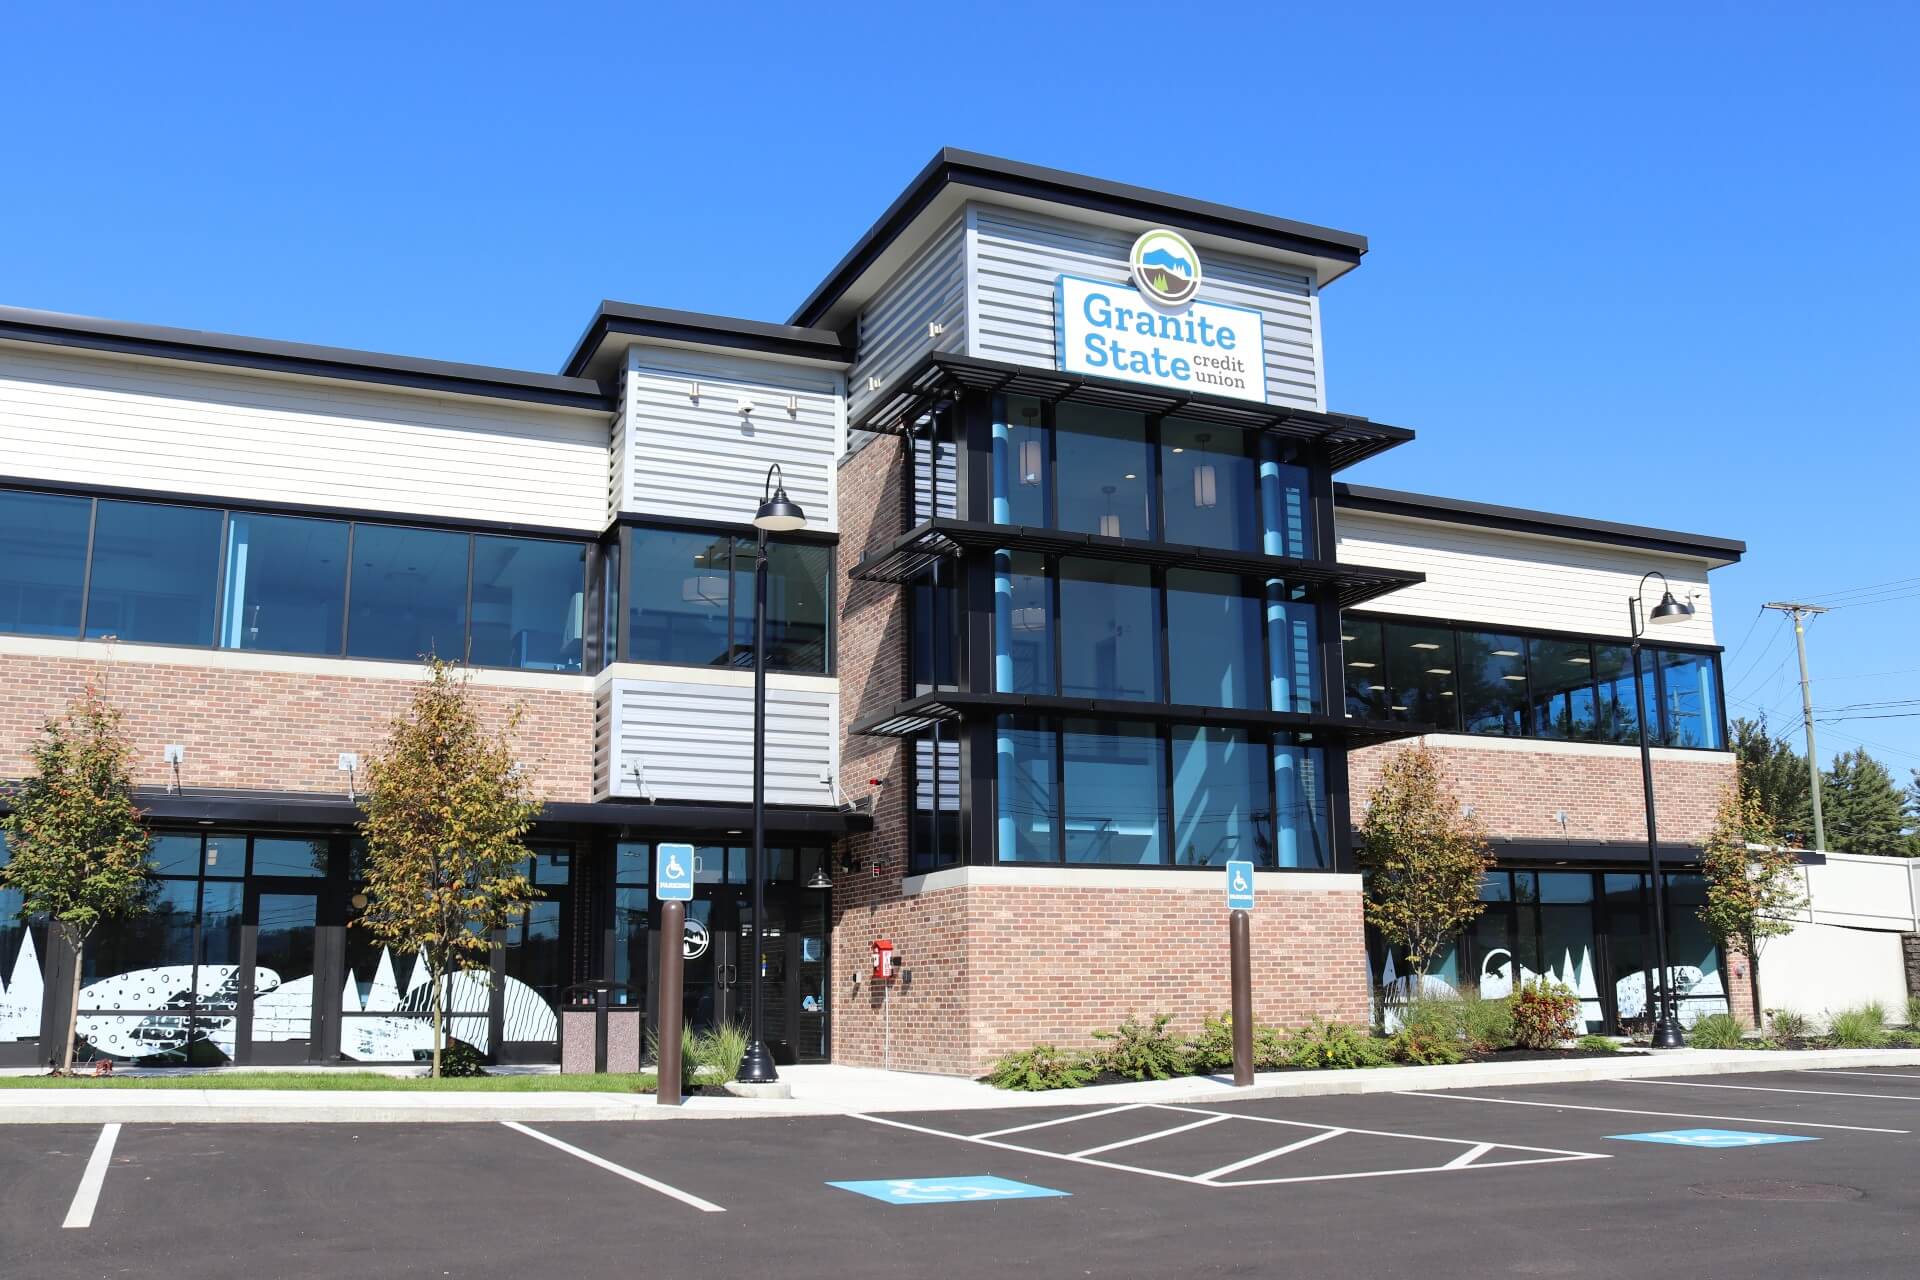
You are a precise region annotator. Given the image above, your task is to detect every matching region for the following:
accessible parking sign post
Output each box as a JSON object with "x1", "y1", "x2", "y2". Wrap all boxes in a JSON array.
[
  {"x1": 654, "y1": 843, "x2": 694, "y2": 1106},
  {"x1": 1226, "y1": 860, "x2": 1255, "y2": 1087}
]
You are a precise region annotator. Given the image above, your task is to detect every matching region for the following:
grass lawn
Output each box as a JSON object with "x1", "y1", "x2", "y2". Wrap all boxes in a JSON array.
[{"x1": 0, "y1": 1071, "x2": 659, "y2": 1092}]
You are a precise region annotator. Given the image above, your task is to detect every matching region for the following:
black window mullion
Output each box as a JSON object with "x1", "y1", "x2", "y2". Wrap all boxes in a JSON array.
[
  {"x1": 462, "y1": 535, "x2": 476, "y2": 664},
  {"x1": 1052, "y1": 721, "x2": 1065, "y2": 864},
  {"x1": 211, "y1": 510, "x2": 230, "y2": 651},
  {"x1": 1148, "y1": 413, "x2": 1166, "y2": 544},
  {"x1": 1519, "y1": 632, "x2": 1536, "y2": 737},
  {"x1": 339, "y1": 523, "x2": 356, "y2": 655},
  {"x1": 1044, "y1": 399, "x2": 1058, "y2": 529},
  {"x1": 1161, "y1": 722, "x2": 1175, "y2": 867},
  {"x1": 1649, "y1": 645, "x2": 1669, "y2": 747},
  {"x1": 76, "y1": 496, "x2": 97, "y2": 638},
  {"x1": 1049, "y1": 555, "x2": 1063, "y2": 698},
  {"x1": 1153, "y1": 565, "x2": 1170, "y2": 705}
]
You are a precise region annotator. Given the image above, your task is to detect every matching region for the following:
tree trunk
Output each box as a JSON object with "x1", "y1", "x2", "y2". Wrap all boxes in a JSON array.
[
  {"x1": 430, "y1": 953, "x2": 445, "y2": 1079},
  {"x1": 1745, "y1": 933, "x2": 1765, "y2": 1031},
  {"x1": 62, "y1": 935, "x2": 84, "y2": 1075}
]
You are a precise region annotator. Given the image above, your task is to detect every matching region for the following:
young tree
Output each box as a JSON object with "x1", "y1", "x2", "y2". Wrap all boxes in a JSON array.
[
  {"x1": 0, "y1": 687, "x2": 152, "y2": 1074},
  {"x1": 354, "y1": 661, "x2": 541, "y2": 1077},
  {"x1": 1812, "y1": 748, "x2": 1913, "y2": 856},
  {"x1": 1356, "y1": 745, "x2": 1495, "y2": 984},
  {"x1": 1698, "y1": 776, "x2": 1808, "y2": 1018},
  {"x1": 1729, "y1": 716, "x2": 1810, "y2": 845}
]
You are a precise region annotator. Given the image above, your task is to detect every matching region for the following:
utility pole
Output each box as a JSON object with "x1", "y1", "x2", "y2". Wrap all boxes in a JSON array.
[{"x1": 1763, "y1": 602, "x2": 1829, "y2": 851}]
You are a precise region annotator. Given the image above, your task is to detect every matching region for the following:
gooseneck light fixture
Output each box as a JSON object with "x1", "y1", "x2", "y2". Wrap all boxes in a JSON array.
[
  {"x1": 1629, "y1": 570, "x2": 1695, "y2": 1049},
  {"x1": 737, "y1": 463, "x2": 807, "y2": 1085}
]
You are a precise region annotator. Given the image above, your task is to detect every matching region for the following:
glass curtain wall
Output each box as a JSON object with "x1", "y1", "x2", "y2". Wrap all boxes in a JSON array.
[
  {"x1": 0, "y1": 832, "x2": 51, "y2": 1056},
  {"x1": 623, "y1": 525, "x2": 830, "y2": 674}
]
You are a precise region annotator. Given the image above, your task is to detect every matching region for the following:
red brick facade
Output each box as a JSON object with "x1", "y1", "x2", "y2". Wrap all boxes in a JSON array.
[{"x1": 0, "y1": 649, "x2": 596, "y2": 801}]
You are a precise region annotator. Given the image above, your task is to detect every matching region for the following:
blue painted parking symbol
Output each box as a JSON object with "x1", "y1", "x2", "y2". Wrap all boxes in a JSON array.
[
  {"x1": 1608, "y1": 1128, "x2": 1817, "y2": 1148},
  {"x1": 828, "y1": 1176, "x2": 1069, "y2": 1205}
]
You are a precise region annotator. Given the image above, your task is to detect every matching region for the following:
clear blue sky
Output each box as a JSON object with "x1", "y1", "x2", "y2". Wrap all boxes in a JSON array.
[{"x1": 4, "y1": 3, "x2": 1915, "y2": 784}]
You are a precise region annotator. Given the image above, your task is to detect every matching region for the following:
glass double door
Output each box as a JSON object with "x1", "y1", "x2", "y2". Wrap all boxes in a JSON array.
[{"x1": 666, "y1": 888, "x2": 825, "y2": 1063}]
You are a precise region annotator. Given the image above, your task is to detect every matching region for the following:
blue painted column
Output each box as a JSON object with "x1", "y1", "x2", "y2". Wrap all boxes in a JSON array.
[{"x1": 1258, "y1": 437, "x2": 1294, "y2": 714}]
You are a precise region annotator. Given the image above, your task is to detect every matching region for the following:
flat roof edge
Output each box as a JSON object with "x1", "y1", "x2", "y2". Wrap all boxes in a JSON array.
[
  {"x1": 561, "y1": 301, "x2": 853, "y2": 379},
  {"x1": 788, "y1": 148, "x2": 1369, "y2": 328},
  {"x1": 1336, "y1": 483, "x2": 1746, "y2": 564},
  {"x1": 0, "y1": 305, "x2": 610, "y2": 410}
]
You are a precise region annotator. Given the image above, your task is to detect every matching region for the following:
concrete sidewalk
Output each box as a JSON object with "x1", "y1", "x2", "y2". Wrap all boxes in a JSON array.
[{"x1": 4, "y1": 1047, "x2": 1919, "y2": 1124}]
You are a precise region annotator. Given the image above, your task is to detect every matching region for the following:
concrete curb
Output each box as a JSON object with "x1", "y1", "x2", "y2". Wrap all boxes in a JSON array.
[{"x1": 3, "y1": 1048, "x2": 1918, "y2": 1124}]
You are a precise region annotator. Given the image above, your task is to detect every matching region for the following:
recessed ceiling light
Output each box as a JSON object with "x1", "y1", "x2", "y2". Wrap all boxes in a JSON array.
[
  {"x1": 1501, "y1": 674, "x2": 1527, "y2": 682},
  {"x1": 1171, "y1": 447, "x2": 1184, "y2": 453},
  {"x1": 1391, "y1": 705, "x2": 1409, "y2": 712},
  {"x1": 1124, "y1": 473, "x2": 1137, "y2": 480},
  {"x1": 1492, "y1": 649, "x2": 1520, "y2": 658},
  {"x1": 1568, "y1": 656, "x2": 1591, "y2": 664},
  {"x1": 1411, "y1": 642, "x2": 1442, "y2": 651},
  {"x1": 1347, "y1": 661, "x2": 1376, "y2": 669},
  {"x1": 1369, "y1": 684, "x2": 1387, "y2": 692},
  {"x1": 1426, "y1": 667, "x2": 1452, "y2": 675},
  {"x1": 1439, "y1": 690, "x2": 1455, "y2": 697},
  {"x1": 1340, "y1": 634, "x2": 1356, "y2": 642}
]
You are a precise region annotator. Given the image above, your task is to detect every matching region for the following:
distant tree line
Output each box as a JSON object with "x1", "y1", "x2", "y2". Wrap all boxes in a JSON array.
[{"x1": 1732, "y1": 716, "x2": 1920, "y2": 857}]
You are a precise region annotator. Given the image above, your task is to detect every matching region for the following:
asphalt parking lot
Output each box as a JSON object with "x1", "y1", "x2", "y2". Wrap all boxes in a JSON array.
[{"x1": 6, "y1": 1066, "x2": 1920, "y2": 1279}]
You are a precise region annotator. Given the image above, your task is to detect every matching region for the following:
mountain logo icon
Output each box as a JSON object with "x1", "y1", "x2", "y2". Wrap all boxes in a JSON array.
[{"x1": 1129, "y1": 228, "x2": 1202, "y2": 307}]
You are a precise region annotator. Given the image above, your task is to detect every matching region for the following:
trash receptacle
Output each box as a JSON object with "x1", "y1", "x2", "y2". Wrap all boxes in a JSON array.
[{"x1": 560, "y1": 981, "x2": 643, "y2": 1074}]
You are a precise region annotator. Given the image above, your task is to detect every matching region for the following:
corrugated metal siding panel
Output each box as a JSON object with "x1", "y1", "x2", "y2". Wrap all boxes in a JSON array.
[
  {"x1": 968, "y1": 205, "x2": 1322, "y2": 410},
  {"x1": 0, "y1": 342, "x2": 610, "y2": 530},
  {"x1": 601, "y1": 677, "x2": 840, "y2": 806},
  {"x1": 847, "y1": 217, "x2": 966, "y2": 421},
  {"x1": 621, "y1": 351, "x2": 842, "y2": 533},
  {"x1": 911, "y1": 436, "x2": 958, "y2": 521},
  {"x1": 1336, "y1": 511, "x2": 1719, "y2": 644},
  {"x1": 607, "y1": 372, "x2": 630, "y2": 526},
  {"x1": 592, "y1": 687, "x2": 615, "y2": 801}
]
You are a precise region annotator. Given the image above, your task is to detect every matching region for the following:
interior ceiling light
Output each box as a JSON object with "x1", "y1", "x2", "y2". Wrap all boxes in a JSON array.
[
  {"x1": 1492, "y1": 649, "x2": 1521, "y2": 658},
  {"x1": 1171, "y1": 446, "x2": 1184, "y2": 453},
  {"x1": 1438, "y1": 690, "x2": 1455, "y2": 697},
  {"x1": 1347, "y1": 661, "x2": 1376, "y2": 669},
  {"x1": 1411, "y1": 642, "x2": 1442, "y2": 650},
  {"x1": 1123, "y1": 473, "x2": 1137, "y2": 480},
  {"x1": 1501, "y1": 674, "x2": 1528, "y2": 682},
  {"x1": 1391, "y1": 705, "x2": 1409, "y2": 711},
  {"x1": 1369, "y1": 684, "x2": 1387, "y2": 692},
  {"x1": 1568, "y1": 656, "x2": 1592, "y2": 664},
  {"x1": 1426, "y1": 667, "x2": 1452, "y2": 675},
  {"x1": 1340, "y1": 634, "x2": 1357, "y2": 642}
]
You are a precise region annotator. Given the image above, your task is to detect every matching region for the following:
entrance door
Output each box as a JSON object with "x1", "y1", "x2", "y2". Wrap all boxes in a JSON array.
[
  {"x1": 679, "y1": 896, "x2": 742, "y2": 1035},
  {"x1": 239, "y1": 886, "x2": 323, "y2": 1063}
]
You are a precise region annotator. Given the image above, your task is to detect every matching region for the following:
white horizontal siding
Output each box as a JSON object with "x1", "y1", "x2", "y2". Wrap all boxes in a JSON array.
[
  {"x1": 847, "y1": 217, "x2": 967, "y2": 423},
  {"x1": 966, "y1": 205, "x2": 1322, "y2": 410},
  {"x1": 0, "y1": 342, "x2": 609, "y2": 530},
  {"x1": 1337, "y1": 511, "x2": 1718, "y2": 644},
  {"x1": 598, "y1": 674, "x2": 840, "y2": 806},
  {"x1": 621, "y1": 348, "x2": 844, "y2": 534}
]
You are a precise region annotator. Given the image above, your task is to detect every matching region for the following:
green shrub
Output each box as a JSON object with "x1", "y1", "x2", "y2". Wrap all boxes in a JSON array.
[
  {"x1": 1458, "y1": 991, "x2": 1516, "y2": 1052},
  {"x1": 1687, "y1": 1013, "x2": 1746, "y2": 1049},
  {"x1": 1509, "y1": 979, "x2": 1581, "y2": 1050},
  {"x1": 1905, "y1": 996, "x2": 1920, "y2": 1029},
  {"x1": 1183, "y1": 1012, "x2": 1236, "y2": 1075},
  {"x1": 1396, "y1": 995, "x2": 1462, "y2": 1040},
  {"x1": 1093, "y1": 1012, "x2": 1187, "y2": 1081},
  {"x1": 1575, "y1": 1034, "x2": 1620, "y2": 1054},
  {"x1": 1828, "y1": 1007, "x2": 1889, "y2": 1049},
  {"x1": 1282, "y1": 1017, "x2": 1389, "y2": 1070},
  {"x1": 1391, "y1": 1025, "x2": 1465, "y2": 1065},
  {"x1": 1767, "y1": 1009, "x2": 1810, "y2": 1041},
  {"x1": 436, "y1": 1040, "x2": 489, "y2": 1078},
  {"x1": 1884, "y1": 1029, "x2": 1920, "y2": 1048},
  {"x1": 987, "y1": 1045, "x2": 1095, "y2": 1091},
  {"x1": 1254, "y1": 1025, "x2": 1290, "y2": 1070}
]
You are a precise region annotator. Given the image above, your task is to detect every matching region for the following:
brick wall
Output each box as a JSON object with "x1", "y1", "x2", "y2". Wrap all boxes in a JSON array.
[
  {"x1": 1347, "y1": 736, "x2": 1735, "y2": 844},
  {"x1": 0, "y1": 651, "x2": 596, "y2": 801}
]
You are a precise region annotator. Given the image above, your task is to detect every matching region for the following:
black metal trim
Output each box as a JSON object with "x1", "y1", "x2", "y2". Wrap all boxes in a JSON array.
[
  {"x1": 0, "y1": 305, "x2": 611, "y2": 410},
  {"x1": 790, "y1": 149, "x2": 1368, "y2": 328},
  {"x1": 853, "y1": 352, "x2": 1412, "y2": 473},
  {"x1": 1335, "y1": 483, "x2": 1746, "y2": 564},
  {"x1": 613, "y1": 509, "x2": 838, "y2": 547},
  {"x1": 1345, "y1": 607, "x2": 1726, "y2": 656},
  {"x1": 561, "y1": 302, "x2": 853, "y2": 383},
  {"x1": 848, "y1": 689, "x2": 1430, "y2": 745}
]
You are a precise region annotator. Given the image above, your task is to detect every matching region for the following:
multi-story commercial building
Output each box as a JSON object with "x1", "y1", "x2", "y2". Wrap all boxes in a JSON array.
[{"x1": 0, "y1": 151, "x2": 1743, "y2": 1074}]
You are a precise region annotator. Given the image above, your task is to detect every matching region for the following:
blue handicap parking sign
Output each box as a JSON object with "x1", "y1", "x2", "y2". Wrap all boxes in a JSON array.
[
  {"x1": 1608, "y1": 1128, "x2": 1817, "y2": 1148},
  {"x1": 827, "y1": 1176, "x2": 1070, "y2": 1205},
  {"x1": 1226, "y1": 859, "x2": 1256, "y2": 911},
  {"x1": 655, "y1": 842, "x2": 694, "y2": 902}
]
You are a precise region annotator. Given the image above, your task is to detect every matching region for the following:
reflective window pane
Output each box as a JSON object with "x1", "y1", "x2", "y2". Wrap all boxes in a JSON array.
[
  {"x1": 1457, "y1": 632, "x2": 1528, "y2": 736},
  {"x1": 1343, "y1": 618, "x2": 1387, "y2": 718},
  {"x1": 912, "y1": 572, "x2": 959, "y2": 694},
  {"x1": 1166, "y1": 570, "x2": 1262, "y2": 709},
  {"x1": 250, "y1": 837, "x2": 330, "y2": 878},
  {"x1": 995, "y1": 716, "x2": 1056, "y2": 863},
  {"x1": 1054, "y1": 404, "x2": 1152, "y2": 539},
  {"x1": 1062, "y1": 720, "x2": 1166, "y2": 865},
  {"x1": 85, "y1": 500, "x2": 223, "y2": 645},
  {"x1": 1657, "y1": 650, "x2": 1723, "y2": 749},
  {"x1": 1592, "y1": 644, "x2": 1642, "y2": 743},
  {"x1": 1172, "y1": 726, "x2": 1269, "y2": 866},
  {"x1": 1273, "y1": 740, "x2": 1332, "y2": 869},
  {"x1": 1058, "y1": 558, "x2": 1160, "y2": 701},
  {"x1": 220, "y1": 513, "x2": 348, "y2": 655},
  {"x1": 345, "y1": 525, "x2": 469, "y2": 662},
  {"x1": 1268, "y1": 583, "x2": 1321, "y2": 714},
  {"x1": 1259, "y1": 452, "x2": 1314, "y2": 560},
  {"x1": 468, "y1": 536, "x2": 586, "y2": 672},
  {"x1": 149, "y1": 834, "x2": 202, "y2": 876},
  {"x1": 995, "y1": 395, "x2": 1049, "y2": 526},
  {"x1": 1384, "y1": 622, "x2": 1457, "y2": 728},
  {"x1": 994, "y1": 551, "x2": 1053, "y2": 694},
  {"x1": 627, "y1": 528, "x2": 733, "y2": 666},
  {"x1": 0, "y1": 489, "x2": 90, "y2": 637},
  {"x1": 911, "y1": 729, "x2": 962, "y2": 872},
  {"x1": 741, "y1": 542, "x2": 830, "y2": 673},
  {"x1": 1161, "y1": 418, "x2": 1258, "y2": 551},
  {"x1": 614, "y1": 841, "x2": 650, "y2": 885},
  {"x1": 1528, "y1": 638, "x2": 1597, "y2": 740}
]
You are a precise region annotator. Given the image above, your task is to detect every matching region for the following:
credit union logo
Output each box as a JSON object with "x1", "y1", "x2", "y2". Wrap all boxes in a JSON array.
[{"x1": 1129, "y1": 228, "x2": 1201, "y2": 308}]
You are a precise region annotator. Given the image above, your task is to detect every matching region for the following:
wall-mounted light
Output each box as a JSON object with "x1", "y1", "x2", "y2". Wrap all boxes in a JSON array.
[
  {"x1": 163, "y1": 744, "x2": 185, "y2": 795},
  {"x1": 338, "y1": 752, "x2": 360, "y2": 804}
]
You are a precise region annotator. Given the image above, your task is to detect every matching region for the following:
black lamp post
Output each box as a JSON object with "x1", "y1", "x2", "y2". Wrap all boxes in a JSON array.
[
  {"x1": 738, "y1": 463, "x2": 806, "y2": 1085},
  {"x1": 1630, "y1": 570, "x2": 1694, "y2": 1049}
]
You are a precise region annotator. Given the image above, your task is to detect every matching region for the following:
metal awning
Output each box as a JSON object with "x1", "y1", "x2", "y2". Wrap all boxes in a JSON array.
[
  {"x1": 853, "y1": 352, "x2": 1414, "y2": 472},
  {"x1": 848, "y1": 517, "x2": 1423, "y2": 607},
  {"x1": 849, "y1": 690, "x2": 1430, "y2": 746}
]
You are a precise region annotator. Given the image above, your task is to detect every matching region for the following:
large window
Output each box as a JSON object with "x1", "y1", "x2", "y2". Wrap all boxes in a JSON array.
[
  {"x1": 1058, "y1": 558, "x2": 1160, "y2": 701},
  {"x1": 993, "y1": 551, "x2": 1052, "y2": 695},
  {"x1": 0, "y1": 486, "x2": 591, "y2": 672},
  {"x1": 989, "y1": 397, "x2": 1313, "y2": 557},
  {"x1": 996, "y1": 719, "x2": 1332, "y2": 869},
  {"x1": 623, "y1": 525, "x2": 831, "y2": 674},
  {"x1": 1166, "y1": 570, "x2": 1264, "y2": 709},
  {"x1": 1342, "y1": 614, "x2": 1725, "y2": 750}
]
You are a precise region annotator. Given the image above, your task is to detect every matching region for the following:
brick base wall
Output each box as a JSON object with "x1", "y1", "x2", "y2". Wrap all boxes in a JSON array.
[{"x1": 0, "y1": 650, "x2": 596, "y2": 801}]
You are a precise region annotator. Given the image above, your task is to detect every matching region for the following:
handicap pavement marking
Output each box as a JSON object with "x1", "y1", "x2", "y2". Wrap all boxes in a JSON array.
[
  {"x1": 1608, "y1": 1128, "x2": 1818, "y2": 1148},
  {"x1": 827, "y1": 1176, "x2": 1070, "y2": 1205}
]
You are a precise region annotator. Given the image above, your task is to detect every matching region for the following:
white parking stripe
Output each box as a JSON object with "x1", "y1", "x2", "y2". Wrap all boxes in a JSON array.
[
  {"x1": 501, "y1": 1122, "x2": 724, "y2": 1212},
  {"x1": 1798, "y1": 1069, "x2": 1920, "y2": 1081},
  {"x1": 1625, "y1": 1078, "x2": 1920, "y2": 1102},
  {"x1": 1158, "y1": 1104, "x2": 1601, "y2": 1156},
  {"x1": 63, "y1": 1123, "x2": 120, "y2": 1230},
  {"x1": 973, "y1": 1103, "x2": 1145, "y2": 1139},
  {"x1": 1444, "y1": 1142, "x2": 1496, "y2": 1169},
  {"x1": 853, "y1": 1112, "x2": 1208, "y2": 1185},
  {"x1": 1070, "y1": 1113, "x2": 1232, "y2": 1157},
  {"x1": 1400, "y1": 1090, "x2": 1909, "y2": 1134},
  {"x1": 1194, "y1": 1128, "x2": 1347, "y2": 1181}
]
